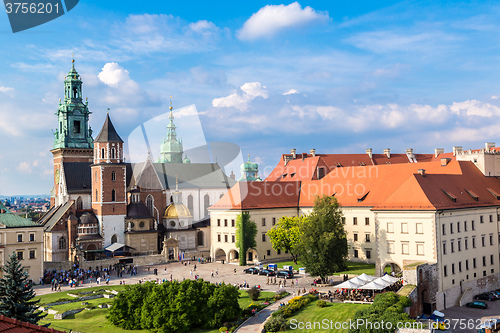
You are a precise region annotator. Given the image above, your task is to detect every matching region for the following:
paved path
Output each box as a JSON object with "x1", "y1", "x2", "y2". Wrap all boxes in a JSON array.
[{"x1": 235, "y1": 294, "x2": 295, "y2": 333}]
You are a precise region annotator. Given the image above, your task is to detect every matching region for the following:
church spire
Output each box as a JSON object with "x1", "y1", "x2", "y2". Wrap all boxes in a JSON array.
[{"x1": 157, "y1": 97, "x2": 184, "y2": 163}]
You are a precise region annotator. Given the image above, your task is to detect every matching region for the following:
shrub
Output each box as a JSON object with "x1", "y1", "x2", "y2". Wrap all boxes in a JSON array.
[
  {"x1": 317, "y1": 300, "x2": 328, "y2": 307},
  {"x1": 219, "y1": 327, "x2": 228, "y2": 332},
  {"x1": 246, "y1": 286, "x2": 261, "y2": 301},
  {"x1": 264, "y1": 314, "x2": 287, "y2": 332}
]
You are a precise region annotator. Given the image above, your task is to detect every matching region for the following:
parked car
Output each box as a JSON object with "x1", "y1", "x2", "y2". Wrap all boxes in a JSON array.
[
  {"x1": 276, "y1": 270, "x2": 294, "y2": 279},
  {"x1": 466, "y1": 301, "x2": 488, "y2": 309},
  {"x1": 258, "y1": 269, "x2": 276, "y2": 276},
  {"x1": 243, "y1": 267, "x2": 260, "y2": 274},
  {"x1": 474, "y1": 293, "x2": 496, "y2": 301}
]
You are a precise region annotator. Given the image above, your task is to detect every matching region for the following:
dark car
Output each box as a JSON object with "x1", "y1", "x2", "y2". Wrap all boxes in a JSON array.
[
  {"x1": 466, "y1": 301, "x2": 488, "y2": 309},
  {"x1": 276, "y1": 270, "x2": 294, "y2": 279},
  {"x1": 258, "y1": 269, "x2": 276, "y2": 276},
  {"x1": 474, "y1": 293, "x2": 496, "y2": 301},
  {"x1": 243, "y1": 267, "x2": 260, "y2": 274}
]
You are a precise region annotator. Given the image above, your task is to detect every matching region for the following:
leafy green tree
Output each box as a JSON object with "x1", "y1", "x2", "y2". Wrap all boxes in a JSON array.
[
  {"x1": 267, "y1": 216, "x2": 304, "y2": 264},
  {"x1": 0, "y1": 252, "x2": 46, "y2": 324},
  {"x1": 107, "y1": 282, "x2": 154, "y2": 329},
  {"x1": 235, "y1": 211, "x2": 257, "y2": 266},
  {"x1": 299, "y1": 195, "x2": 347, "y2": 282},
  {"x1": 206, "y1": 283, "x2": 241, "y2": 328},
  {"x1": 349, "y1": 292, "x2": 413, "y2": 333}
]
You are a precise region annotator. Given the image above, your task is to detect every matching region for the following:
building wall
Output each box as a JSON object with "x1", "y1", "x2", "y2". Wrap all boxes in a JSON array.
[
  {"x1": 98, "y1": 215, "x2": 126, "y2": 246},
  {"x1": 125, "y1": 232, "x2": 158, "y2": 254},
  {"x1": 0, "y1": 227, "x2": 44, "y2": 282}
]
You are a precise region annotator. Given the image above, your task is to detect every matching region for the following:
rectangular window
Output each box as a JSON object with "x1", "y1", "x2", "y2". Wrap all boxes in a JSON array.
[
  {"x1": 217, "y1": 234, "x2": 221, "y2": 242},
  {"x1": 267, "y1": 250, "x2": 271, "y2": 256},
  {"x1": 442, "y1": 224, "x2": 446, "y2": 235},
  {"x1": 366, "y1": 250, "x2": 371, "y2": 259},
  {"x1": 353, "y1": 233, "x2": 358, "y2": 242},
  {"x1": 416, "y1": 223, "x2": 423, "y2": 234},
  {"x1": 387, "y1": 222, "x2": 394, "y2": 233},
  {"x1": 74, "y1": 120, "x2": 81, "y2": 134},
  {"x1": 490, "y1": 214, "x2": 493, "y2": 222},
  {"x1": 466, "y1": 260, "x2": 469, "y2": 270},
  {"x1": 388, "y1": 241, "x2": 395, "y2": 254},
  {"x1": 450, "y1": 223, "x2": 454, "y2": 234},
  {"x1": 444, "y1": 265, "x2": 447, "y2": 277},
  {"x1": 217, "y1": 219, "x2": 221, "y2": 227},
  {"x1": 262, "y1": 218, "x2": 266, "y2": 226},
  {"x1": 224, "y1": 219, "x2": 228, "y2": 227},
  {"x1": 272, "y1": 218, "x2": 276, "y2": 226},
  {"x1": 277, "y1": 249, "x2": 281, "y2": 255},
  {"x1": 365, "y1": 217, "x2": 370, "y2": 226},
  {"x1": 491, "y1": 254, "x2": 495, "y2": 265},
  {"x1": 29, "y1": 250, "x2": 35, "y2": 259},
  {"x1": 482, "y1": 235, "x2": 486, "y2": 247},
  {"x1": 490, "y1": 234, "x2": 494, "y2": 246},
  {"x1": 473, "y1": 258, "x2": 477, "y2": 268},
  {"x1": 231, "y1": 235, "x2": 235, "y2": 243},
  {"x1": 29, "y1": 234, "x2": 34, "y2": 242},
  {"x1": 480, "y1": 215, "x2": 484, "y2": 223},
  {"x1": 465, "y1": 237, "x2": 468, "y2": 250},
  {"x1": 17, "y1": 251, "x2": 23, "y2": 260},
  {"x1": 354, "y1": 249, "x2": 358, "y2": 258},
  {"x1": 452, "y1": 263, "x2": 455, "y2": 274},
  {"x1": 365, "y1": 233, "x2": 371, "y2": 243},
  {"x1": 458, "y1": 239, "x2": 461, "y2": 251},
  {"x1": 459, "y1": 262, "x2": 462, "y2": 272},
  {"x1": 472, "y1": 237, "x2": 476, "y2": 248},
  {"x1": 457, "y1": 222, "x2": 460, "y2": 233},
  {"x1": 472, "y1": 220, "x2": 475, "y2": 230},
  {"x1": 416, "y1": 243, "x2": 424, "y2": 255},
  {"x1": 401, "y1": 223, "x2": 408, "y2": 234},
  {"x1": 262, "y1": 233, "x2": 266, "y2": 242},
  {"x1": 224, "y1": 234, "x2": 228, "y2": 242},
  {"x1": 451, "y1": 240, "x2": 454, "y2": 253},
  {"x1": 464, "y1": 221, "x2": 468, "y2": 231},
  {"x1": 341, "y1": 217, "x2": 346, "y2": 225},
  {"x1": 483, "y1": 256, "x2": 486, "y2": 266},
  {"x1": 402, "y1": 242, "x2": 409, "y2": 255},
  {"x1": 442, "y1": 242, "x2": 446, "y2": 255},
  {"x1": 231, "y1": 219, "x2": 235, "y2": 227},
  {"x1": 17, "y1": 234, "x2": 22, "y2": 243},
  {"x1": 353, "y1": 217, "x2": 357, "y2": 225}
]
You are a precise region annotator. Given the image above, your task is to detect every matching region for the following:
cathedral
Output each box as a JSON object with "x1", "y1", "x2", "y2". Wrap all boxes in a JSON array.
[{"x1": 39, "y1": 60, "x2": 236, "y2": 262}]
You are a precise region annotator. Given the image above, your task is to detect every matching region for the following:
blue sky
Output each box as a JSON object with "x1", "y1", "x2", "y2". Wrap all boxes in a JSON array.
[{"x1": 1, "y1": 1, "x2": 500, "y2": 195}]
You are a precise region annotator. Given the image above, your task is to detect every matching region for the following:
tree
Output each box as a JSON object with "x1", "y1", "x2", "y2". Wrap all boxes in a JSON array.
[
  {"x1": 235, "y1": 211, "x2": 257, "y2": 266},
  {"x1": 0, "y1": 252, "x2": 46, "y2": 324},
  {"x1": 267, "y1": 216, "x2": 304, "y2": 264},
  {"x1": 299, "y1": 195, "x2": 348, "y2": 283}
]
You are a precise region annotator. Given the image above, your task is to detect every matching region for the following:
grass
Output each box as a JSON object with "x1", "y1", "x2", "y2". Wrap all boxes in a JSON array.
[
  {"x1": 38, "y1": 286, "x2": 276, "y2": 333},
  {"x1": 398, "y1": 284, "x2": 416, "y2": 297},
  {"x1": 264, "y1": 261, "x2": 391, "y2": 277},
  {"x1": 285, "y1": 300, "x2": 368, "y2": 332}
]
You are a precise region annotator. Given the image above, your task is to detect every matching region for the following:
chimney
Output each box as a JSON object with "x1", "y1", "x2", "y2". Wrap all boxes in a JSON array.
[
  {"x1": 452, "y1": 146, "x2": 463, "y2": 156},
  {"x1": 486, "y1": 142, "x2": 495, "y2": 151},
  {"x1": 366, "y1": 148, "x2": 373, "y2": 159},
  {"x1": 406, "y1": 148, "x2": 414, "y2": 160},
  {"x1": 418, "y1": 169, "x2": 426, "y2": 177},
  {"x1": 291, "y1": 149, "x2": 296, "y2": 159},
  {"x1": 441, "y1": 158, "x2": 451, "y2": 166},
  {"x1": 383, "y1": 148, "x2": 390, "y2": 159},
  {"x1": 435, "y1": 148, "x2": 444, "y2": 158},
  {"x1": 302, "y1": 152, "x2": 307, "y2": 161},
  {"x1": 230, "y1": 170, "x2": 236, "y2": 180},
  {"x1": 310, "y1": 149, "x2": 316, "y2": 157}
]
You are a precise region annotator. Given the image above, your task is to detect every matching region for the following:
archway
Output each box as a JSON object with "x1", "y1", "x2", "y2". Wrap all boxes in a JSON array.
[
  {"x1": 111, "y1": 234, "x2": 118, "y2": 244},
  {"x1": 228, "y1": 249, "x2": 239, "y2": 262},
  {"x1": 382, "y1": 262, "x2": 402, "y2": 276},
  {"x1": 163, "y1": 237, "x2": 180, "y2": 261},
  {"x1": 215, "y1": 248, "x2": 227, "y2": 263},
  {"x1": 247, "y1": 249, "x2": 259, "y2": 263}
]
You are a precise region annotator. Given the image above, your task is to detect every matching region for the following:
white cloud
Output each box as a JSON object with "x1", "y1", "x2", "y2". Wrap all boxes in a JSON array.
[
  {"x1": 98, "y1": 62, "x2": 133, "y2": 87},
  {"x1": 491, "y1": 95, "x2": 499, "y2": 100},
  {"x1": 212, "y1": 82, "x2": 268, "y2": 110},
  {"x1": 450, "y1": 100, "x2": 500, "y2": 117},
  {"x1": 237, "y1": 2, "x2": 329, "y2": 40},
  {"x1": 17, "y1": 162, "x2": 31, "y2": 173},
  {"x1": 189, "y1": 20, "x2": 217, "y2": 33},
  {"x1": 0, "y1": 86, "x2": 14, "y2": 97},
  {"x1": 283, "y1": 89, "x2": 299, "y2": 95}
]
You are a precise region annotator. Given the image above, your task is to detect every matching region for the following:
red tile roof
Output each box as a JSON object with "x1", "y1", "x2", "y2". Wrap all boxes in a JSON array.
[
  {"x1": 0, "y1": 316, "x2": 66, "y2": 333},
  {"x1": 214, "y1": 160, "x2": 500, "y2": 212}
]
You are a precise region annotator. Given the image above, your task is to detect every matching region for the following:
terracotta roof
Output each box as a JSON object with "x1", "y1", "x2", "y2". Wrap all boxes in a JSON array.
[
  {"x1": 210, "y1": 181, "x2": 301, "y2": 210},
  {"x1": 0, "y1": 315, "x2": 66, "y2": 332}
]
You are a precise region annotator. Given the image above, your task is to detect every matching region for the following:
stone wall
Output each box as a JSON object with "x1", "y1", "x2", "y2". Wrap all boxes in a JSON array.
[{"x1": 402, "y1": 261, "x2": 439, "y2": 315}]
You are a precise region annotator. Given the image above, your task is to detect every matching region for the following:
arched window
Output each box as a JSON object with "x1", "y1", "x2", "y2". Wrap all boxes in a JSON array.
[
  {"x1": 111, "y1": 148, "x2": 116, "y2": 159},
  {"x1": 111, "y1": 234, "x2": 118, "y2": 244},
  {"x1": 95, "y1": 190, "x2": 98, "y2": 201},
  {"x1": 197, "y1": 231, "x2": 204, "y2": 246},
  {"x1": 101, "y1": 148, "x2": 105, "y2": 159},
  {"x1": 203, "y1": 194, "x2": 210, "y2": 217},
  {"x1": 146, "y1": 195, "x2": 154, "y2": 217},
  {"x1": 59, "y1": 237, "x2": 66, "y2": 250},
  {"x1": 187, "y1": 195, "x2": 194, "y2": 214},
  {"x1": 111, "y1": 171, "x2": 116, "y2": 181},
  {"x1": 111, "y1": 189, "x2": 116, "y2": 202},
  {"x1": 76, "y1": 196, "x2": 83, "y2": 210}
]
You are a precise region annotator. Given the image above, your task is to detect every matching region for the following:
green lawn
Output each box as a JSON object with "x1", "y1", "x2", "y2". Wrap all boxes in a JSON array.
[
  {"x1": 332, "y1": 262, "x2": 391, "y2": 276},
  {"x1": 39, "y1": 286, "x2": 275, "y2": 333},
  {"x1": 285, "y1": 300, "x2": 368, "y2": 332}
]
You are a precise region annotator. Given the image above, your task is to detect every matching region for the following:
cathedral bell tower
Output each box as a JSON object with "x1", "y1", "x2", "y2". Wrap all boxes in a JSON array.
[
  {"x1": 91, "y1": 112, "x2": 127, "y2": 246},
  {"x1": 51, "y1": 57, "x2": 93, "y2": 207}
]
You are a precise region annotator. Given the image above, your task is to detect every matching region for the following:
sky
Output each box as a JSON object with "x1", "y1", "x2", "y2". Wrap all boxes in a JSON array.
[{"x1": 1, "y1": 0, "x2": 500, "y2": 195}]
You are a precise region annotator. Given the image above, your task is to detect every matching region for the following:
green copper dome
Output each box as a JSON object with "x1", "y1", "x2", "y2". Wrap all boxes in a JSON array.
[
  {"x1": 157, "y1": 101, "x2": 184, "y2": 163},
  {"x1": 239, "y1": 155, "x2": 262, "y2": 181}
]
